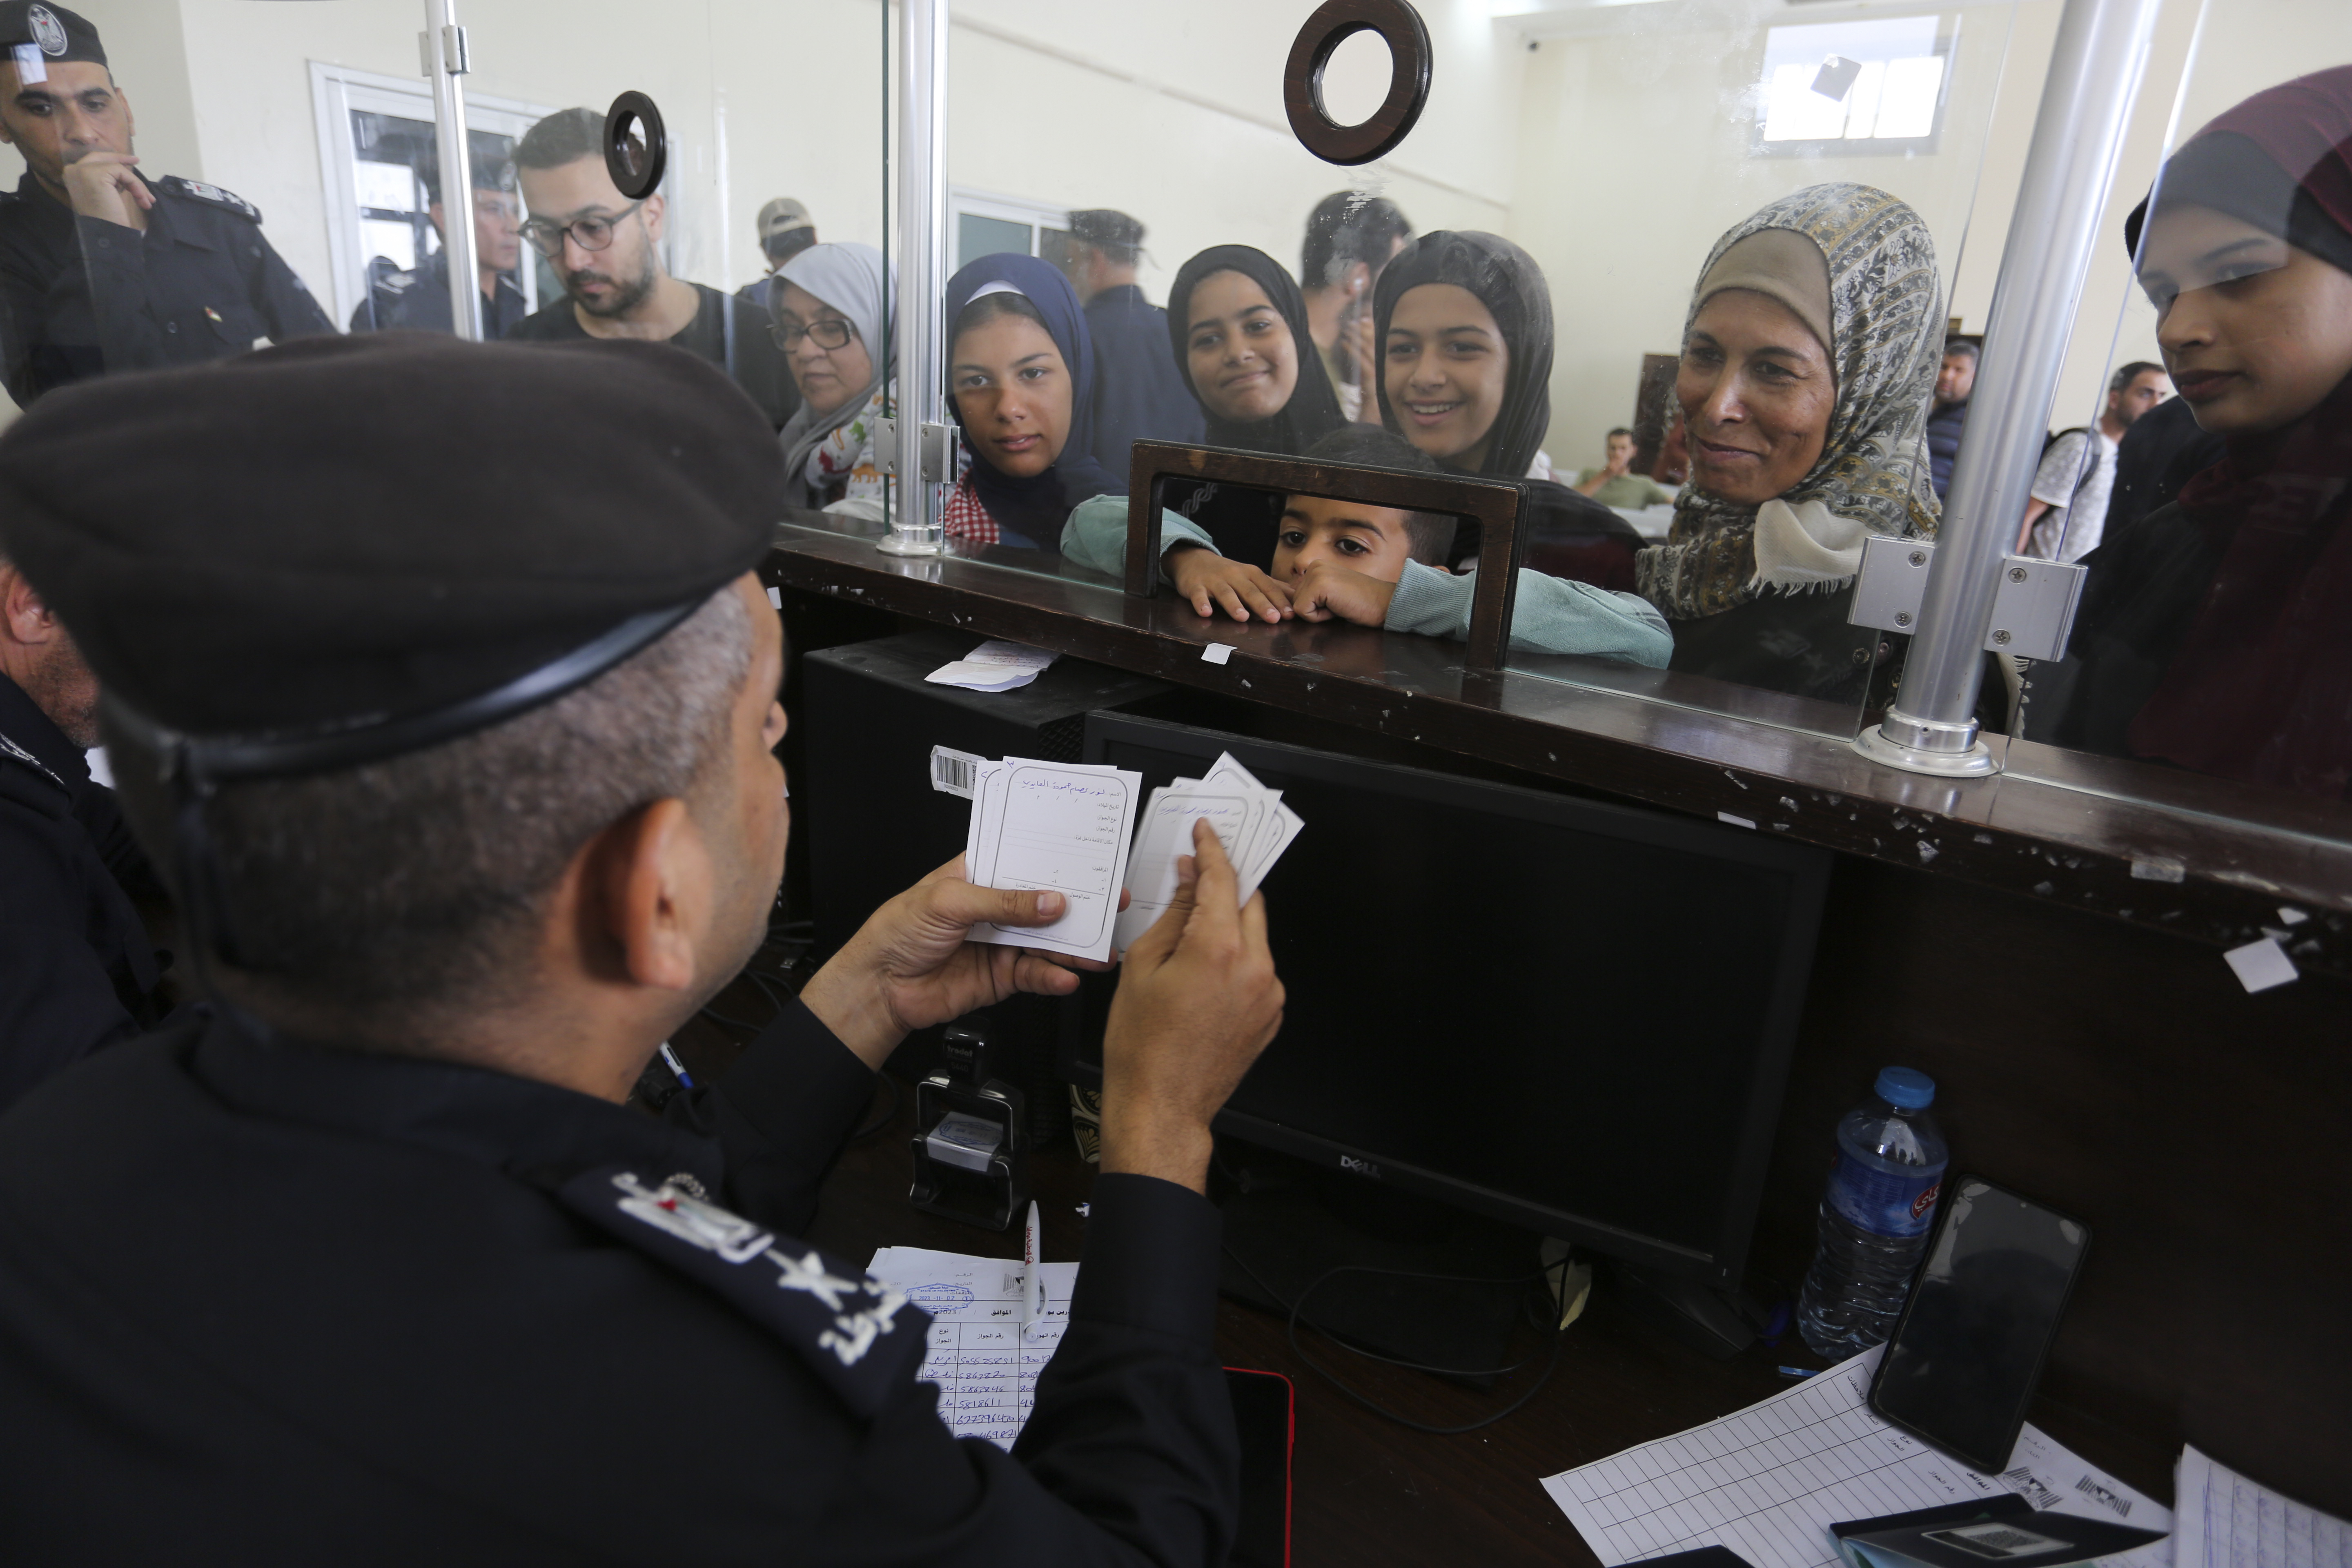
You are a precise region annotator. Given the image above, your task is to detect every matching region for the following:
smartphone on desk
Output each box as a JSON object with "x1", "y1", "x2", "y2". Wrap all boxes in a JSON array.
[{"x1": 1867, "y1": 1175, "x2": 2091, "y2": 1475}]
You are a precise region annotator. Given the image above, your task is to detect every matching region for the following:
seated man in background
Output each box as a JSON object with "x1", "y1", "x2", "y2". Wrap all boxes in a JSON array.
[
  {"x1": 0, "y1": 549, "x2": 164, "y2": 1113},
  {"x1": 1062, "y1": 426, "x2": 1671, "y2": 665},
  {"x1": 0, "y1": 332, "x2": 1284, "y2": 1560},
  {"x1": 2017, "y1": 360, "x2": 2171, "y2": 562},
  {"x1": 506, "y1": 107, "x2": 797, "y2": 431},
  {"x1": 1925, "y1": 336, "x2": 1977, "y2": 500},
  {"x1": 1574, "y1": 427, "x2": 1675, "y2": 509},
  {"x1": 1060, "y1": 208, "x2": 1202, "y2": 478},
  {"x1": 347, "y1": 156, "x2": 526, "y2": 338}
]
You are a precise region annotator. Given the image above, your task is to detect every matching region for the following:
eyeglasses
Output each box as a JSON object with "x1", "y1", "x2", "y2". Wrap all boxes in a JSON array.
[
  {"x1": 773, "y1": 317, "x2": 857, "y2": 352},
  {"x1": 519, "y1": 202, "x2": 643, "y2": 259}
]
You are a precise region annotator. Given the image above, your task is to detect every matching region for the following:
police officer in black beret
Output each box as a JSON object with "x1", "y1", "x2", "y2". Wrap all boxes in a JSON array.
[
  {"x1": 0, "y1": 332, "x2": 1284, "y2": 1563},
  {"x1": 0, "y1": 546, "x2": 165, "y2": 1112},
  {"x1": 0, "y1": 2, "x2": 334, "y2": 402}
]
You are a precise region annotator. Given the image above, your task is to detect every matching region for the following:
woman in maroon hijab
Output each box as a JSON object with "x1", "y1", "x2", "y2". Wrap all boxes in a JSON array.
[{"x1": 2036, "y1": 67, "x2": 2352, "y2": 801}]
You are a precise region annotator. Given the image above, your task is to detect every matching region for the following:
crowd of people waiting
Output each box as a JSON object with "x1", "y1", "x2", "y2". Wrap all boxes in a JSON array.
[{"x1": 1, "y1": 26, "x2": 2346, "y2": 836}]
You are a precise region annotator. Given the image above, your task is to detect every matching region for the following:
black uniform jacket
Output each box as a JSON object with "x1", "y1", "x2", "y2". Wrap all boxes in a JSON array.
[
  {"x1": 0, "y1": 1001, "x2": 1239, "y2": 1565},
  {"x1": 0, "y1": 170, "x2": 334, "y2": 403},
  {"x1": 349, "y1": 247, "x2": 530, "y2": 339},
  {"x1": 0, "y1": 672, "x2": 162, "y2": 1112},
  {"x1": 1084, "y1": 284, "x2": 1204, "y2": 480}
]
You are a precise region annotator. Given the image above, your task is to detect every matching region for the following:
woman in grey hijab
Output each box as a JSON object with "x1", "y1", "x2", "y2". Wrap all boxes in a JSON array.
[
  {"x1": 1637, "y1": 183, "x2": 1944, "y2": 703},
  {"x1": 771, "y1": 241, "x2": 894, "y2": 519}
]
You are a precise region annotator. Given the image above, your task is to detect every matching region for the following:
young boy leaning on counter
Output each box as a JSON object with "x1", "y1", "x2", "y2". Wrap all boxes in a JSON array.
[{"x1": 1059, "y1": 427, "x2": 1671, "y2": 664}]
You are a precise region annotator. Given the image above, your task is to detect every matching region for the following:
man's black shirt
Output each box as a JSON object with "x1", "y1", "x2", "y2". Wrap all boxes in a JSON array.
[
  {"x1": 0, "y1": 1000, "x2": 1239, "y2": 1564},
  {"x1": 0, "y1": 672, "x2": 162, "y2": 1111},
  {"x1": 0, "y1": 172, "x2": 335, "y2": 403},
  {"x1": 506, "y1": 281, "x2": 800, "y2": 431}
]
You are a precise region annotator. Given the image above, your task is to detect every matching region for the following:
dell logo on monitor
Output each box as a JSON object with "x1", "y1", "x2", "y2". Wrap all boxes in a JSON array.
[{"x1": 1338, "y1": 1155, "x2": 1382, "y2": 1180}]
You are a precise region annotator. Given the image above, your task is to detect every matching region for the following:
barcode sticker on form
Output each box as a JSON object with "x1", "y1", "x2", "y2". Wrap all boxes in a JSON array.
[{"x1": 930, "y1": 746, "x2": 984, "y2": 799}]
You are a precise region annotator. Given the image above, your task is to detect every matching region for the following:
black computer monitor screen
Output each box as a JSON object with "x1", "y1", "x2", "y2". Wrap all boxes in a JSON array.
[{"x1": 1077, "y1": 716, "x2": 1830, "y2": 1288}]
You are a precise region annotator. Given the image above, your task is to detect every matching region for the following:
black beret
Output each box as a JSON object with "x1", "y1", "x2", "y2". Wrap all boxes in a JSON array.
[
  {"x1": 0, "y1": 332, "x2": 781, "y2": 747},
  {"x1": 1069, "y1": 209, "x2": 1144, "y2": 251},
  {"x1": 0, "y1": 3, "x2": 104, "y2": 68}
]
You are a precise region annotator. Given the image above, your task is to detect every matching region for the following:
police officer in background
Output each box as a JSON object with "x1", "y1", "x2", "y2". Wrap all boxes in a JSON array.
[
  {"x1": 0, "y1": 547, "x2": 165, "y2": 1113},
  {"x1": 0, "y1": 332, "x2": 1284, "y2": 1563},
  {"x1": 348, "y1": 155, "x2": 528, "y2": 339},
  {"x1": 0, "y1": 2, "x2": 333, "y2": 403}
]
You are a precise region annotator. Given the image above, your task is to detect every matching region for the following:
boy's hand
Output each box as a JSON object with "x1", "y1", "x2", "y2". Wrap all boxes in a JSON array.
[
  {"x1": 1290, "y1": 560, "x2": 1398, "y2": 628},
  {"x1": 1099, "y1": 820, "x2": 1284, "y2": 1194},
  {"x1": 1167, "y1": 544, "x2": 1293, "y2": 624}
]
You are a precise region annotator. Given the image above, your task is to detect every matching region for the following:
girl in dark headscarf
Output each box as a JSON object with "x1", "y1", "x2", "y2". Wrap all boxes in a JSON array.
[
  {"x1": 1165, "y1": 245, "x2": 1347, "y2": 457},
  {"x1": 939, "y1": 253, "x2": 1121, "y2": 550},
  {"x1": 1635, "y1": 184, "x2": 1944, "y2": 704},
  {"x1": 1371, "y1": 230, "x2": 1644, "y2": 587},
  {"x1": 2034, "y1": 67, "x2": 2352, "y2": 799}
]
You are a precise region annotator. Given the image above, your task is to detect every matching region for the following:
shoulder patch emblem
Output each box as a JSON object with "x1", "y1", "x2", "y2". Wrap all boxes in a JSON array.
[
  {"x1": 557, "y1": 1166, "x2": 929, "y2": 1419},
  {"x1": 160, "y1": 177, "x2": 262, "y2": 224}
]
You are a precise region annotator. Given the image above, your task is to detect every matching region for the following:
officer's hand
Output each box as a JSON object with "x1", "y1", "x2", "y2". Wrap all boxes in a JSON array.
[
  {"x1": 1167, "y1": 544, "x2": 1293, "y2": 624},
  {"x1": 1098, "y1": 820, "x2": 1283, "y2": 1195},
  {"x1": 798, "y1": 855, "x2": 1128, "y2": 1071},
  {"x1": 1290, "y1": 560, "x2": 1399, "y2": 628},
  {"x1": 61, "y1": 153, "x2": 153, "y2": 229}
]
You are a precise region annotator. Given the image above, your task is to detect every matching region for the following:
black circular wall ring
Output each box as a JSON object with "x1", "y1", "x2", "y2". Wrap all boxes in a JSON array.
[
  {"x1": 1283, "y1": 0, "x2": 1432, "y2": 167},
  {"x1": 603, "y1": 91, "x2": 667, "y2": 200}
]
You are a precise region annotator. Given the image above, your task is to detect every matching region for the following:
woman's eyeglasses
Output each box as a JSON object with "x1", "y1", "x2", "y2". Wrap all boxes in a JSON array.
[
  {"x1": 519, "y1": 202, "x2": 644, "y2": 259},
  {"x1": 774, "y1": 317, "x2": 857, "y2": 351}
]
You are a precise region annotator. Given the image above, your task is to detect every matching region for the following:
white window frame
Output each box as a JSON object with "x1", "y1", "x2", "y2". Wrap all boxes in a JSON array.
[
  {"x1": 950, "y1": 185, "x2": 1071, "y2": 267},
  {"x1": 308, "y1": 61, "x2": 556, "y2": 326},
  {"x1": 1752, "y1": 15, "x2": 1961, "y2": 160}
]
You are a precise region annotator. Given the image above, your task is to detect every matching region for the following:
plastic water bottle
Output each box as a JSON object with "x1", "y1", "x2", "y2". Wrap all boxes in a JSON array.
[{"x1": 1795, "y1": 1066, "x2": 1949, "y2": 1360}]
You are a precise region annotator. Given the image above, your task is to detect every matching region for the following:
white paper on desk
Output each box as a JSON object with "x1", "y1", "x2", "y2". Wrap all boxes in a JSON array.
[
  {"x1": 925, "y1": 639, "x2": 1060, "y2": 693},
  {"x1": 2174, "y1": 1444, "x2": 2347, "y2": 1568},
  {"x1": 866, "y1": 1245, "x2": 1079, "y2": 1450},
  {"x1": 1540, "y1": 1347, "x2": 2174, "y2": 1568},
  {"x1": 962, "y1": 758, "x2": 1141, "y2": 963}
]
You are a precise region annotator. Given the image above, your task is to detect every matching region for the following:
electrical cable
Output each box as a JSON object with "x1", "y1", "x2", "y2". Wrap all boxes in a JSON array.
[{"x1": 1220, "y1": 1241, "x2": 1569, "y2": 1436}]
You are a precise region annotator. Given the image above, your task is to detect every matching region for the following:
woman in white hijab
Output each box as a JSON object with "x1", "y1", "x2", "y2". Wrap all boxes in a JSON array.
[{"x1": 771, "y1": 241, "x2": 894, "y2": 521}]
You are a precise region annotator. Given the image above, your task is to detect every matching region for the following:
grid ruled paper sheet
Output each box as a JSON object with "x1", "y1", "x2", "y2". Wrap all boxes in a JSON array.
[
  {"x1": 1541, "y1": 1348, "x2": 2174, "y2": 1568},
  {"x1": 2175, "y1": 1445, "x2": 2349, "y2": 1568},
  {"x1": 866, "y1": 1246, "x2": 1078, "y2": 1450}
]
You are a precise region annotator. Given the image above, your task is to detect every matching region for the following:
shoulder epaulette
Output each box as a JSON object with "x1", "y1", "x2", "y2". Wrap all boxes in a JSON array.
[
  {"x1": 0, "y1": 731, "x2": 71, "y2": 819},
  {"x1": 158, "y1": 176, "x2": 262, "y2": 225}
]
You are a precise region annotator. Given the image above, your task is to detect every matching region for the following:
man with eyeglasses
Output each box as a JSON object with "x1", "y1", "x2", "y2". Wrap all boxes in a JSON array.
[
  {"x1": 349, "y1": 156, "x2": 528, "y2": 340},
  {"x1": 506, "y1": 107, "x2": 797, "y2": 431},
  {"x1": 0, "y1": 2, "x2": 334, "y2": 403}
]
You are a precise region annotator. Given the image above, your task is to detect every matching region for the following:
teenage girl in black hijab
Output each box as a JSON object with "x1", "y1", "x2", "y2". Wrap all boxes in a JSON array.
[
  {"x1": 1165, "y1": 245, "x2": 1347, "y2": 457},
  {"x1": 1371, "y1": 231, "x2": 1642, "y2": 587}
]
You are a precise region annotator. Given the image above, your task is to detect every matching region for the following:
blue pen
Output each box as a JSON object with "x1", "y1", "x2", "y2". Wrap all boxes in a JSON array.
[
  {"x1": 659, "y1": 1042, "x2": 695, "y2": 1089},
  {"x1": 1778, "y1": 1366, "x2": 1817, "y2": 1379}
]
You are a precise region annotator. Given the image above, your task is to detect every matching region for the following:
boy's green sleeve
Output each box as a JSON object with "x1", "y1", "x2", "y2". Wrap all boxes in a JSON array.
[
  {"x1": 1383, "y1": 560, "x2": 1674, "y2": 667},
  {"x1": 1058, "y1": 496, "x2": 1217, "y2": 581}
]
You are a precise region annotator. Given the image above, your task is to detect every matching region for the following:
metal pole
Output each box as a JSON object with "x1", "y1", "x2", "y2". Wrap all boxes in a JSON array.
[
  {"x1": 1856, "y1": 0, "x2": 2164, "y2": 777},
  {"x1": 423, "y1": 0, "x2": 483, "y2": 342},
  {"x1": 880, "y1": 0, "x2": 949, "y2": 556}
]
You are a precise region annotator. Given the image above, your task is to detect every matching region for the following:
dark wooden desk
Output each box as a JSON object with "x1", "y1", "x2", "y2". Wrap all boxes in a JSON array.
[{"x1": 780, "y1": 1068, "x2": 2169, "y2": 1568}]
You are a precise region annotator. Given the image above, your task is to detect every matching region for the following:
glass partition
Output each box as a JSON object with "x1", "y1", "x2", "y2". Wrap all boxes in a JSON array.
[
  {"x1": 2005, "y1": 1, "x2": 2352, "y2": 830},
  {"x1": 3, "y1": 0, "x2": 884, "y2": 434}
]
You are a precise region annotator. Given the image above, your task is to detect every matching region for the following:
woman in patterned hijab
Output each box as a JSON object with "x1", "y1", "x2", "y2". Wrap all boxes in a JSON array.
[{"x1": 1636, "y1": 183, "x2": 1944, "y2": 702}]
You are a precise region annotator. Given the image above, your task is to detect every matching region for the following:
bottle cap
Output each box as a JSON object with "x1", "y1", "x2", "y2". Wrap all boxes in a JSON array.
[{"x1": 1875, "y1": 1066, "x2": 1936, "y2": 1109}]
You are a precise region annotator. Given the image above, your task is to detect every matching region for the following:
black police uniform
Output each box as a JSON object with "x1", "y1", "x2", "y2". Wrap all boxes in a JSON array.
[
  {"x1": 0, "y1": 332, "x2": 1240, "y2": 1563},
  {"x1": 349, "y1": 246, "x2": 529, "y2": 339},
  {"x1": 0, "y1": 170, "x2": 335, "y2": 402},
  {"x1": 0, "y1": 670, "x2": 163, "y2": 1111},
  {"x1": 0, "y1": 1002, "x2": 1236, "y2": 1563}
]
